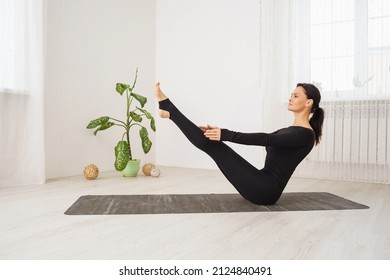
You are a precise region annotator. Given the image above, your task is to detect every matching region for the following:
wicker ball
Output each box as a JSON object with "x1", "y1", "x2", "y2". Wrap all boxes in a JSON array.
[
  {"x1": 83, "y1": 164, "x2": 99, "y2": 180},
  {"x1": 142, "y1": 163, "x2": 156, "y2": 176},
  {"x1": 151, "y1": 168, "x2": 161, "y2": 177}
]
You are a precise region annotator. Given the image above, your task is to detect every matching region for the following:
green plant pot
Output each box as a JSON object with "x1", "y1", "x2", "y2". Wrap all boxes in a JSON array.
[{"x1": 121, "y1": 159, "x2": 141, "y2": 177}]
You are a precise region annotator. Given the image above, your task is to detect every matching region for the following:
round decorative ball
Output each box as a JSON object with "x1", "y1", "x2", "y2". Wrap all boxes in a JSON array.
[
  {"x1": 142, "y1": 163, "x2": 156, "y2": 176},
  {"x1": 83, "y1": 164, "x2": 99, "y2": 180},
  {"x1": 150, "y1": 168, "x2": 161, "y2": 177}
]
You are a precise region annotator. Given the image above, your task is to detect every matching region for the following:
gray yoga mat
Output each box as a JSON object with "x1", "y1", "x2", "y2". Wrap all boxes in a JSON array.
[{"x1": 64, "y1": 192, "x2": 369, "y2": 215}]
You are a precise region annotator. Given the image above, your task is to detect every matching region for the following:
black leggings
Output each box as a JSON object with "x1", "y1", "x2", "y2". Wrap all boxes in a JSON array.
[{"x1": 159, "y1": 99, "x2": 283, "y2": 205}]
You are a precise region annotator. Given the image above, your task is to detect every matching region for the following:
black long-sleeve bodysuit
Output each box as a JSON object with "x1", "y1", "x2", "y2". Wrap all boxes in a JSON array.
[{"x1": 159, "y1": 99, "x2": 315, "y2": 205}]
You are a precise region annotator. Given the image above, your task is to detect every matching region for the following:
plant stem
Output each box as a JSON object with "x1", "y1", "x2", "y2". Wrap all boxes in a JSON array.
[
  {"x1": 129, "y1": 123, "x2": 143, "y2": 129},
  {"x1": 123, "y1": 68, "x2": 139, "y2": 161},
  {"x1": 126, "y1": 88, "x2": 132, "y2": 161},
  {"x1": 109, "y1": 117, "x2": 126, "y2": 126},
  {"x1": 131, "y1": 68, "x2": 138, "y2": 90},
  {"x1": 126, "y1": 129, "x2": 132, "y2": 160},
  {"x1": 113, "y1": 123, "x2": 127, "y2": 130}
]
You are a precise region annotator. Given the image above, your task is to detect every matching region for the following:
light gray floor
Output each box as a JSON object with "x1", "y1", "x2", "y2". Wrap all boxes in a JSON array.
[{"x1": 0, "y1": 166, "x2": 389, "y2": 259}]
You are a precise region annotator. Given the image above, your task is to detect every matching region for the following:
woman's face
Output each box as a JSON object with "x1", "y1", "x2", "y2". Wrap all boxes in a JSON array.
[{"x1": 288, "y1": 86, "x2": 313, "y2": 113}]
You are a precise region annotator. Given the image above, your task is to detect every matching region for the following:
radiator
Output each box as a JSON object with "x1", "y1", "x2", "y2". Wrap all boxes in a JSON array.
[{"x1": 298, "y1": 99, "x2": 390, "y2": 183}]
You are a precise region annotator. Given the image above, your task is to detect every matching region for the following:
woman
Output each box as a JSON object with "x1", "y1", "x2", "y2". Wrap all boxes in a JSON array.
[{"x1": 155, "y1": 82, "x2": 324, "y2": 205}]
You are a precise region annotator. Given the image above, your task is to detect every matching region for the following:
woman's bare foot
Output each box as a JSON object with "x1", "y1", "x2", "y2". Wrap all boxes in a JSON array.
[
  {"x1": 154, "y1": 82, "x2": 170, "y2": 118},
  {"x1": 154, "y1": 82, "x2": 168, "y2": 101}
]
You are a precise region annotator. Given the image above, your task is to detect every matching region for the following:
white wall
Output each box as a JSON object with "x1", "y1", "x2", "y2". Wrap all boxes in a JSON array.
[
  {"x1": 155, "y1": 0, "x2": 263, "y2": 170},
  {"x1": 45, "y1": 0, "x2": 156, "y2": 179},
  {"x1": 45, "y1": 0, "x2": 265, "y2": 179}
]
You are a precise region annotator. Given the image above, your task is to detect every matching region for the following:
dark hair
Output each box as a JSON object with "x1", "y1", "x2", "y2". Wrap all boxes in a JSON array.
[{"x1": 296, "y1": 83, "x2": 324, "y2": 145}]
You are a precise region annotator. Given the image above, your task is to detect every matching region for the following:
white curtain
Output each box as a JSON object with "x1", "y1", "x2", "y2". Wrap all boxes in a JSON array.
[
  {"x1": 0, "y1": 0, "x2": 45, "y2": 187},
  {"x1": 259, "y1": 0, "x2": 295, "y2": 132},
  {"x1": 259, "y1": 0, "x2": 390, "y2": 183}
]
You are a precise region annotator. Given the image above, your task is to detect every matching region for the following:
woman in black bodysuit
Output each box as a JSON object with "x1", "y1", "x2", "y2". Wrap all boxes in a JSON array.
[{"x1": 155, "y1": 83, "x2": 324, "y2": 205}]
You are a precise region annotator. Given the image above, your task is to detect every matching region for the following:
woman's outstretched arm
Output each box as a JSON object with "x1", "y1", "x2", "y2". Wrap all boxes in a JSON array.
[
  {"x1": 220, "y1": 128, "x2": 315, "y2": 148},
  {"x1": 201, "y1": 124, "x2": 315, "y2": 148}
]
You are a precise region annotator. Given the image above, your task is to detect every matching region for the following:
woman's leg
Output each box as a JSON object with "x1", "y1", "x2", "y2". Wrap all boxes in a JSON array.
[{"x1": 155, "y1": 85, "x2": 282, "y2": 205}]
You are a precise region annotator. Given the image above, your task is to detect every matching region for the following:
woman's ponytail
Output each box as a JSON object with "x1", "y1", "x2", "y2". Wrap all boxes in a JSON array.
[
  {"x1": 296, "y1": 83, "x2": 325, "y2": 145},
  {"x1": 309, "y1": 106, "x2": 324, "y2": 145}
]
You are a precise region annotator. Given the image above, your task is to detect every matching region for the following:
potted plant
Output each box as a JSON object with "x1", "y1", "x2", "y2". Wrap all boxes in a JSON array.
[{"x1": 86, "y1": 69, "x2": 156, "y2": 176}]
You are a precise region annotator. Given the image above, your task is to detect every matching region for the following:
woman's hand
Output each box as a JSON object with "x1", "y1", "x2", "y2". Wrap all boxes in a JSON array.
[{"x1": 199, "y1": 125, "x2": 221, "y2": 141}]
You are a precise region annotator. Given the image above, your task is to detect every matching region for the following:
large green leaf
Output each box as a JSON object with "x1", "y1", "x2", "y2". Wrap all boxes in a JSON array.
[
  {"x1": 93, "y1": 122, "x2": 114, "y2": 135},
  {"x1": 137, "y1": 107, "x2": 156, "y2": 132},
  {"x1": 139, "y1": 127, "x2": 152, "y2": 154},
  {"x1": 116, "y1": 83, "x2": 130, "y2": 96},
  {"x1": 114, "y1": 140, "x2": 130, "y2": 171},
  {"x1": 131, "y1": 93, "x2": 147, "y2": 108},
  {"x1": 150, "y1": 118, "x2": 156, "y2": 132},
  {"x1": 129, "y1": 111, "x2": 142, "y2": 122},
  {"x1": 86, "y1": 116, "x2": 110, "y2": 129}
]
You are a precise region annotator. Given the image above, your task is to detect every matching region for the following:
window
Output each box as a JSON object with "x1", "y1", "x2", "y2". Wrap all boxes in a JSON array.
[
  {"x1": 367, "y1": 0, "x2": 390, "y2": 97},
  {"x1": 309, "y1": 0, "x2": 390, "y2": 100},
  {"x1": 0, "y1": 0, "x2": 27, "y2": 93}
]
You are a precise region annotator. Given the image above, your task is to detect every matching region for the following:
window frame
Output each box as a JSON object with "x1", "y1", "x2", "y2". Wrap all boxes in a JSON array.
[{"x1": 298, "y1": 0, "x2": 390, "y2": 101}]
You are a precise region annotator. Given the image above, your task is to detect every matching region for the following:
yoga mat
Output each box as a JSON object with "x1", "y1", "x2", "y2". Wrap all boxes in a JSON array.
[{"x1": 64, "y1": 192, "x2": 369, "y2": 215}]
